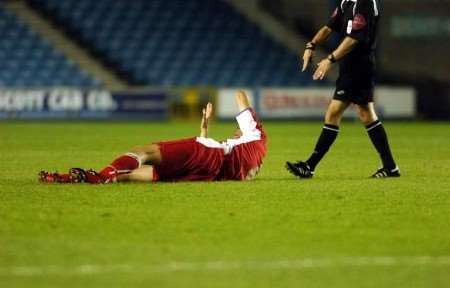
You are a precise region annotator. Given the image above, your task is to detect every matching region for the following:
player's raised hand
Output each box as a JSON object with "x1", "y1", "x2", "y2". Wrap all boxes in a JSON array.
[
  {"x1": 203, "y1": 102, "x2": 213, "y2": 121},
  {"x1": 302, "y1": 48, "x2": 314, "y2": 72},
  {"x1": 200, "y1": 102, "x2": 213, "y2": 136},
  {"x1": 313, "y1": 58, "x2": 332, "y2": 80}
]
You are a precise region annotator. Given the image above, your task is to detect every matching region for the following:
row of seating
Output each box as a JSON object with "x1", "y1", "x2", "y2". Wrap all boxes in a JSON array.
[
  {"x1": 0, "y1": 6, "x2": 101, "y2": 87},
  {"x1": 29, "y1": 0, "x2": 324, "y2": 87}
]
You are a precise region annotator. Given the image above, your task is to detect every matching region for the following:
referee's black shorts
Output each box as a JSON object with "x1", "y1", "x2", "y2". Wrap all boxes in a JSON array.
[{"x1": 333, "y1": 74, "x2": 375, "y2": 105}]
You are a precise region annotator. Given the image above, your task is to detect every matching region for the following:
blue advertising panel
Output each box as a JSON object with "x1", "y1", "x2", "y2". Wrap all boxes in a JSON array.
[{"x1": 0, "y1": 89, "x2": 168, "y2": 120}]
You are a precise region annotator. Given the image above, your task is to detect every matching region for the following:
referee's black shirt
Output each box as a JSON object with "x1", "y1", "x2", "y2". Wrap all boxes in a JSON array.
[{"x1": 327, "y1": 0, "x2": 380, "y2": 87}]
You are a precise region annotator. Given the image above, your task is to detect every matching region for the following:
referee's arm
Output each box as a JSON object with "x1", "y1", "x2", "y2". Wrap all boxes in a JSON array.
[
  {"x1": 312, "y1": 36, "x2": 358, "y2": 80},
  {"x1": 302, "y1": 5, "x2": 344, "y2": 72},
  {"x1": 329, "y1": 37, "x2": 358, "y2": 61},
  {"x1": 310, "y1": 26, "x2": 359, "y2": 59},
  {"x1": 301, "y1": 26, "x2": 333, "y2": 72},
  {"x1": 311, "y1": 26, "x2": 333, "y2": 46}
]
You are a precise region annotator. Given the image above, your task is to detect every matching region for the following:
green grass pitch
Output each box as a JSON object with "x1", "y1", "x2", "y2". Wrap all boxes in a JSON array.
[{"x1": 0, "y1": 121, "x2": 449, "y2": 287}]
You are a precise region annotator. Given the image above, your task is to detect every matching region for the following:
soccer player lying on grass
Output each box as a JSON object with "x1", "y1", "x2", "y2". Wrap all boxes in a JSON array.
[{"x1": 39, "y1": 91, "x2": 267, "y2": 184}]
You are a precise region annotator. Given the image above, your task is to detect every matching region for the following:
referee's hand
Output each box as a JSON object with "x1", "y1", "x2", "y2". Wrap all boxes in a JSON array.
[
  {"x1": 302, "y1": 49, "x2": 314, "y2": 72},
  {"x1": 313, "y1": 59, "x2": 332, "y2": 80}
]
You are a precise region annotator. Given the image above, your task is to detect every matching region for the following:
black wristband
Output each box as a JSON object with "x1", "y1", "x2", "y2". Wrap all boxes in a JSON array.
[
  {"x1": 328, "y1": 53, "x2": 337, "y2": 63},
  {"x1": 306, "y1": 42, "x2": 316, "y2": 50}
]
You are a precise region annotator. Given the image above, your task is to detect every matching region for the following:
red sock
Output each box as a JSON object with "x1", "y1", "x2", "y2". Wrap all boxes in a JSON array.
[
  {"x1": 58, "y1": 173, "x2": 73, "y2": 183},
  {"x1": 99, "y1": 153, "x2": 141, "y2": 183}
]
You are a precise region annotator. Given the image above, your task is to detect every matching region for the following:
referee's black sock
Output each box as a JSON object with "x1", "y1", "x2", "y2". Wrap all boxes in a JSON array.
[
  {"x1": 366, "y1": 120, "x2": 397, "y2": 170},
  {"x1": 306, "y1": 124, "x2": 339, "y2": 171}
]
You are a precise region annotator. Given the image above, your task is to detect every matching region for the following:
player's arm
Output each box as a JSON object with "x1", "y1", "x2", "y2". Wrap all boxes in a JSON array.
[
  {"x1": 234, "y1": 90, "x2": 264, "y2": 139},
  {"x1": 313, "y1": 37, "x2": 358, "y2": 80},
  {"x1": 235, "y1": 90, "x2": 251, "y2": 112},
  {"x1": 200, "y1": 102, "x2": 212, "y2": 138}
]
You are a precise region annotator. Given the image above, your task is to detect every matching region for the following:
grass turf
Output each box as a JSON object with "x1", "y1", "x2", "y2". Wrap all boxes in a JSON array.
[{"x1": 0, "y1": 121, "x2": 449, "y2": 287}]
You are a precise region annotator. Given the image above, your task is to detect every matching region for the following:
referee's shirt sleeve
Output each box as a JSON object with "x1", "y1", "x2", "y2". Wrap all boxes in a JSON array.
[
  {"x1": 347, "y1": 0, "x2": 376, "y2": 43},
  {"x1": 326, "y1": 6, "x2": 343, "y2": 32}
]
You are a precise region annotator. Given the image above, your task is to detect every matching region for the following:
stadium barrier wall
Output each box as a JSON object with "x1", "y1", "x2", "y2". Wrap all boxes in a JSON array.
[
  {"x1": 217, "y1": 87, "x2": 416, "y2": 120},
  {"x1": 0, "y1": 89, "x2": 168, "y2": 120},
  {"x1": 0, "y1": 87, "x2": 416, "y2": 120}
]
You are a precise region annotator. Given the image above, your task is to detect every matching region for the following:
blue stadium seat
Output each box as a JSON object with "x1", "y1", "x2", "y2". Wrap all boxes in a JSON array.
[
  {"x1": 0, "y1": 4, "x2": 101, "y2": 88},
  {"x1": 29, "y1": 0, "x2": 327, "y2": 87}
]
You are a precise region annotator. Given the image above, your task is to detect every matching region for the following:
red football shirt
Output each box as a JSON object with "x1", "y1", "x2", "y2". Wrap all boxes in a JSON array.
[{"x1": 196, "y1": 108, "x2": 267, "y2": 181}]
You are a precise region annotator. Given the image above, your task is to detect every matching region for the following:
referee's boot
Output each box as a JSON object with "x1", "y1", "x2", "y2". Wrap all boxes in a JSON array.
[
  {"x1": 371, "y1": 166, "x2": 401, "y2": 178},
  {"x1": 286, "y1": 161, "x2": 314, "y2": 179}
]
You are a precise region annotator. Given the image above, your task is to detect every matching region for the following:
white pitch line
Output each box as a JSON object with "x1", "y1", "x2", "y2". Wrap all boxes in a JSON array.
[{"x1": 1, "y1": 256, "x2": 450, "y2": 277}]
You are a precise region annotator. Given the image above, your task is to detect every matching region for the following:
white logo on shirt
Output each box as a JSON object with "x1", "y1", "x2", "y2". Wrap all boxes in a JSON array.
[{"x1": 347, "y1": 20, "x2": 353, "y2": 34}]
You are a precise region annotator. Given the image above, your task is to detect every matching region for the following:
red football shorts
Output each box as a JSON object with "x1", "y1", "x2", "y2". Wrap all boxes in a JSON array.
[{"x1": 153, "y1": 138, "x2": 224, "y2": 182}]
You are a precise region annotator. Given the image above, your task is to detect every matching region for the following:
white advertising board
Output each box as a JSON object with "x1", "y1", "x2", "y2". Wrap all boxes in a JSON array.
[
  {"x1": 217, "y1": 88, "x2": 255, "y2": 118},
  {"x1": 217, "y1": 87, "x2": 416, "y2": 119}
]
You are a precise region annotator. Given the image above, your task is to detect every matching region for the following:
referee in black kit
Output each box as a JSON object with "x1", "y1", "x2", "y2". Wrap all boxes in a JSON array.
[{"x1": 286, "y1": 0, "x2": 400, "y2": 178}]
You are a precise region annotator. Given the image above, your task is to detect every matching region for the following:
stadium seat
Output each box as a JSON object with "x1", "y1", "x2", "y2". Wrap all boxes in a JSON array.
[
  {"x1": 29, "y1": 0, "x2": 327, "y2": 87},
  {"x1": 0, "y1": 5, "x2": 101, "y2": 88}
]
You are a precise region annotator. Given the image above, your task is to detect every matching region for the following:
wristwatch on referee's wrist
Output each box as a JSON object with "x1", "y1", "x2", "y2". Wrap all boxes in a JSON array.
[
  {"x1": 327, "y1": 53, "x2": 337, "y2": 63},
  {"x1": 306, "y1": 42, "x2": 316, "y2": 50}
]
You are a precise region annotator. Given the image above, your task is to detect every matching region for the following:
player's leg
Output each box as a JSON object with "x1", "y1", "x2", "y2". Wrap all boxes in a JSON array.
[
  {"x1": 97, "y1": 144, "x2": 162, "y2": 183},
  {"x1": 116, "y1": 165, "x2": 154, "y2": 182},
  {"x1": 286, "y1": 100, "x2": 349, "y2": 178},
  {"x1": 39, "y1": 144, "x2": 162, "y2": 184},
  {"x1": 356, "y1": 103, "x2": 400, "y2": 178}
]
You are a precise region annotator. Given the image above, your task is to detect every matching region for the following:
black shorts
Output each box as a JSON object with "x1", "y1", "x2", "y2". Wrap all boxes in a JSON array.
[{"x1": 333, "y1": 75, "x2": 375, "y2": 105}]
